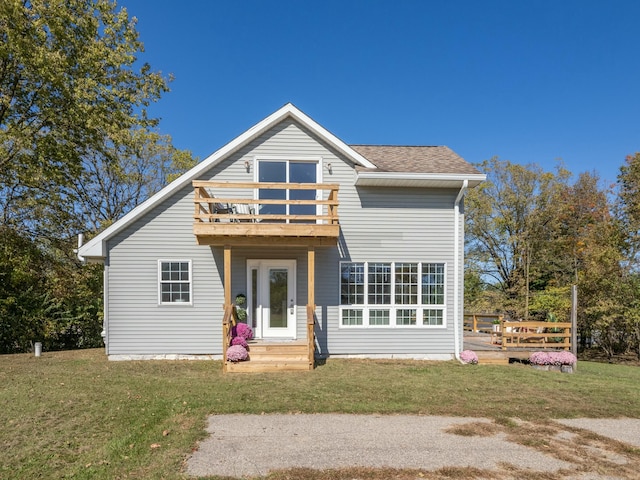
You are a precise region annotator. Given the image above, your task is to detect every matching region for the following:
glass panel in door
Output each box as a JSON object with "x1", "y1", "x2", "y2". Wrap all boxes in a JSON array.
[{"x1": 268, "y1": 268, "x2": 288, "y2": 328}]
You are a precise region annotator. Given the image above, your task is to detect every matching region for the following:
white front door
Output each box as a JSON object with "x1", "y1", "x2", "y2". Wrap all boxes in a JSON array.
[{"x1": 247, "y1": 260, "x2": 296, "y2": 339}]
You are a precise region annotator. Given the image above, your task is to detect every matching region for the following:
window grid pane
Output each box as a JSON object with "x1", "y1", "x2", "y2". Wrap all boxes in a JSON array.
[
  {"x1": 397, "y1": 309, "x2": 417, "y2": 326},
  {"x1": 341, "y1": 309, "x2": 363, "y2": 326},
  {"x1": 339, "y1": 262, "x2": 445, "y2": 328},
  {"x1": 369, "y1": 309, "x2": 390, "y2": 326},
  {"x1": 395, "y1": 263, "x2": 418, "y2": 305},
  {"x1": 341, "y1": 263, "x2": 364, "y2": 305},
  {"x1": 160, "y1": 261, "x2": 190, "y2": 303},
  {"x1": 368, "y1": 263, "x2": 391, "y2": 305},
  {"x1": 422, "y1": 263, "x2": 444, "y2": 305},
  {"x1": 423, "y1": 309, "x2": 443, "y2": 326}
]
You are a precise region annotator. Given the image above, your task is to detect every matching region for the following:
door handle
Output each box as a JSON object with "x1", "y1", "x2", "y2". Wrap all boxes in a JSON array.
[{"x1": 289, "y1": 299, "x2": 294, "y2": 314}]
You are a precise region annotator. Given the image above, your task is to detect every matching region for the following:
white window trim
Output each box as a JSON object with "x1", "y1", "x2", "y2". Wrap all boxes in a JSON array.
[
  {"x1": 253, "y1": 156, "x2": 324, "y2": 223},
  {"x1": 158, "y1": 259, "x2": 193, "y2": 306},
  {"x1": 338, "y1": 261, "x2": 447, "y2": 328}
]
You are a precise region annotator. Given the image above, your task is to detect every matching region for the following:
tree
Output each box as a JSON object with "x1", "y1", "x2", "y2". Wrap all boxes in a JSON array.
[
  {"x1": 0, "y1": 0, "x2": 170, "y2": 237},
  {"x1": 616, "y1": 152, "x2": 640, "y2": 270},
  {"x1": 0, "y1": 1, "x2": 196, "y2": 353},
  {"x1": 465, "y1": 158, "x2": 569, "y2": 319},
  {"x1": 64, "y1": 130, "x2": 196, "y2": 234}
]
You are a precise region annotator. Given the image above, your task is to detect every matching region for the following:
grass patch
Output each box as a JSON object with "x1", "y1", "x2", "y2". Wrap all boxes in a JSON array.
[{"x1": 1, "y1": 349, "x2": 639, "y2": 479}]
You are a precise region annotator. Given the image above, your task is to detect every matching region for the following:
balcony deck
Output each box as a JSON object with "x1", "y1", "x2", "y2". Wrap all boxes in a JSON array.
[{"x1": 193, "y1": 181, "x2": 339, "y2": 246}]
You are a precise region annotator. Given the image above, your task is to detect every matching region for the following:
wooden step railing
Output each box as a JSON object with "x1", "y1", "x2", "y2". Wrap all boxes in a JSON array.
[{"x1": 222, "y1": 303, "x2": 238, "y2": 373}]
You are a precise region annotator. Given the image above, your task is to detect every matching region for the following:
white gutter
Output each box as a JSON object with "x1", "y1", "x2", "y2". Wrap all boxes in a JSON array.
[{"x1": 453, "y1": 180, "x2": 468, "y2": 363}]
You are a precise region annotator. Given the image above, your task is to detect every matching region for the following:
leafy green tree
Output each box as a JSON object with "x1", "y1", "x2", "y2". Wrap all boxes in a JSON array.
[
  {"x1": 66, "y1": 130, "x2": 196, "y2": 233},
  {"x1": 465, "y1": 157, "x2": 569, "y2": 319},
  {"x1": 0, "y1": 1, "x2": 196, "y2": 353},
  {"x1": 0, "y1": 0, "x2": 170, "y2": 237},
  {"x1": 616, "y1": 153, "x2": 640, "y2": 270}
]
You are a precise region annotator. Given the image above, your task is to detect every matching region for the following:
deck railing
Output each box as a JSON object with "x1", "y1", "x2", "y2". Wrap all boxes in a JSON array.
[
  {"x1": 463, "y1": 314, "x2": 503, "y2": 334},
  {"x1": 500, "y1": 320, "x2": 572, "y2": 351},
  {"x1": 193, "y1": 181, "x2": 339, "y2": 224}
]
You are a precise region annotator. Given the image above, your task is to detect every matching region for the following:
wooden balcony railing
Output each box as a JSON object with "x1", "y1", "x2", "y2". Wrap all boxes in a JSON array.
[{"x1": 193, "y1": 181, "x2": 339, "y2": 244}]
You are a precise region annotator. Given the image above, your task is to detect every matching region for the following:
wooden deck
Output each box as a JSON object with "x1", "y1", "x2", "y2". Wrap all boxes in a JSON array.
[
  {"x1": 464, "y1": 332, "x2": 530, "y2": 365},
  {"x1": 193, "y1": 181, "x2": 339, "y2": 246},
  {"x1": 464, "y1": 314, "x2": 575, "y2": 365}
]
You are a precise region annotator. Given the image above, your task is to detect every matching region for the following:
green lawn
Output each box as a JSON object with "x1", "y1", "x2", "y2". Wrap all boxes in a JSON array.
[{"x1": 1, "y1": 349, "x2": 639, "y2": 479}]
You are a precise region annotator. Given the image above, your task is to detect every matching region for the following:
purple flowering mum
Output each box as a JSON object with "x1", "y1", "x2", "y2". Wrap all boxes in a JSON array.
[
  {"x1": 530, "y1": 351, "x2": 576, "y2": 366},
  {"x1": 235, "y1": 322, "x2": 254, "y2": 340},
  {"x1": 226, "y1": 345, "x2": 248, "y2": 362},
  {"x1": 230, "y1": 336, "x2": 248, "y2": 348},
  {"x1": 460, "y1": 350, "x2": 478, "y2": 364}
]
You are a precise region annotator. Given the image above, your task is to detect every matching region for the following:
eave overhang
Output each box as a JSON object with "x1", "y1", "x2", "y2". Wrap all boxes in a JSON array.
[{"x1": 355, "y1": 171, "x2": 486, "y2": 188}]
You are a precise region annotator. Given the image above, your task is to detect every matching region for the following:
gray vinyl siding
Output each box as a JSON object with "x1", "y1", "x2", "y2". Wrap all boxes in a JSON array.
[
  {"x1": 106, "y1": 187, "x2": 222, "y2": 355},
  {"x1": 105, "y1": 118, "x2": 463, "y2": 356}
]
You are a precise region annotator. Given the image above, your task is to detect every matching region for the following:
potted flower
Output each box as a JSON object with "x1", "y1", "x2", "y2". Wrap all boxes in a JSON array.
[
  {"x1": 529, "y1": 351, "x2": 577, "y2": 373},
  {"x1": 492, "y1": 318, "x2": 501, "y2": 333}
]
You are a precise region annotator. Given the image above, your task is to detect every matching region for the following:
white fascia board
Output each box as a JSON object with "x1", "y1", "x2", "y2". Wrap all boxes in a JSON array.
[
  {"x1": 355, "y1": 171, "x2": 486, "y2": 187},
  {"x1": 77, "y1": 103, "x2": 374, "y2": 260}
]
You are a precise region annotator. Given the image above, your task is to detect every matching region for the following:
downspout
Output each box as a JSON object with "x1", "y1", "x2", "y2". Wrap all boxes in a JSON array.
[
  {"x1": 453, "y1": 180, "x2": 468, "y2": 363},
  {"x1": 74, "y1": 233, "x2": 84, "y2": 262}
]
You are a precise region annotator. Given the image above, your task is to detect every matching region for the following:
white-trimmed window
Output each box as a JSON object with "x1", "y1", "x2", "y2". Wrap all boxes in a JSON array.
[
  {"x1": 340, "y1": 262, "x2": 445, "y2": 327},
  {"x1": 158, "y1": 260, "x2": 192, "y2": 305}
]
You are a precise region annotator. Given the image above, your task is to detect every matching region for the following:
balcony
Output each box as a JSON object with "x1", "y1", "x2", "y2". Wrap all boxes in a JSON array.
[{"x1": 193, "y1": 181, "x2": 339, "y2": 246}]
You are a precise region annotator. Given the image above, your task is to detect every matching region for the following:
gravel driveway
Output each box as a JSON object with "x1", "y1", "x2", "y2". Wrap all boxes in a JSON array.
[{"x1": 185, "y1": 414, "x2": 640, "y2": 478}]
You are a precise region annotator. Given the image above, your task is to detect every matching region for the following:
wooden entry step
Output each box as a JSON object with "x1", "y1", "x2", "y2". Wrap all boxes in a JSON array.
[{"x1": 225, "y1": 340, "x2": 312, "y2": 373}]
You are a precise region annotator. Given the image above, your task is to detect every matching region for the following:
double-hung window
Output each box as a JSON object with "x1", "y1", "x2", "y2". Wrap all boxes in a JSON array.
[
  {"x1": 158, "y1": 260, "x2": 192, "y2": 305},
  {"x1": 340, "y1": 262, "x2": 445, "y2": 327}
]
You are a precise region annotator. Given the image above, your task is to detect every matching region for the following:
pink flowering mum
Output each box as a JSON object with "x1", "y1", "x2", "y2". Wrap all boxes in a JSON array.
[
  {"x1": 230, "y1": 336, "x2": 248, "y2": 348},
  {"x1": 235, "y1": 322, "x2": 254, "y2": 340},
  {"x1": 460, "y1": 350, "x2": 478, "y2": 364},
  {"x1": 226, "y1": 345, "x2": 248, "y2": 362},
  {"x1": 530, "y1": 351, "x2": 577, "y2": 366}
]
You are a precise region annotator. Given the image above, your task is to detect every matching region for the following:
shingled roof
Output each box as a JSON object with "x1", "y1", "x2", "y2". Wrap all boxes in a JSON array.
[{"x1": 349, "y1": 145, "x2": 481, "y2": 175}]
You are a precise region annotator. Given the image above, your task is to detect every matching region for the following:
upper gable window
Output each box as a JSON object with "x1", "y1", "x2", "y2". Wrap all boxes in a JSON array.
[{"x1": 256, "y1": 158, "x2": 320, "y2": 221}]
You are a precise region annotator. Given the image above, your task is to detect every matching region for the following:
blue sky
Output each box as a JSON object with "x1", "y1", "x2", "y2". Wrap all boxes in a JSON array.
[{"x1": 121, "y1": 0, "x2": 639, "y2": 185}]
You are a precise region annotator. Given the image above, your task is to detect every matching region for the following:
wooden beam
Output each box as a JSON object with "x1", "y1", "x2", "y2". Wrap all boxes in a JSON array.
[
  {"x1": 307, "y1": 247, "x2": 315, "y2": 307},
  {"x1": 193, "y1": 180, "x2": 339, "y2": 190},
  {"x1": 195, "y1": 235, "x2": 338, "y2": 247},
  {"x1": 224, "y1": 245, "x2": 231, "y2": 306},
  {"x1": 194, "y1": 222, "x2": 339, "y2": 238}
]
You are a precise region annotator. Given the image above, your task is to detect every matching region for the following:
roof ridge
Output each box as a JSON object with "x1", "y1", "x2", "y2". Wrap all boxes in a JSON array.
[{"x1": 350, "y1": 144, "x2": 446, "y2": 148}]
